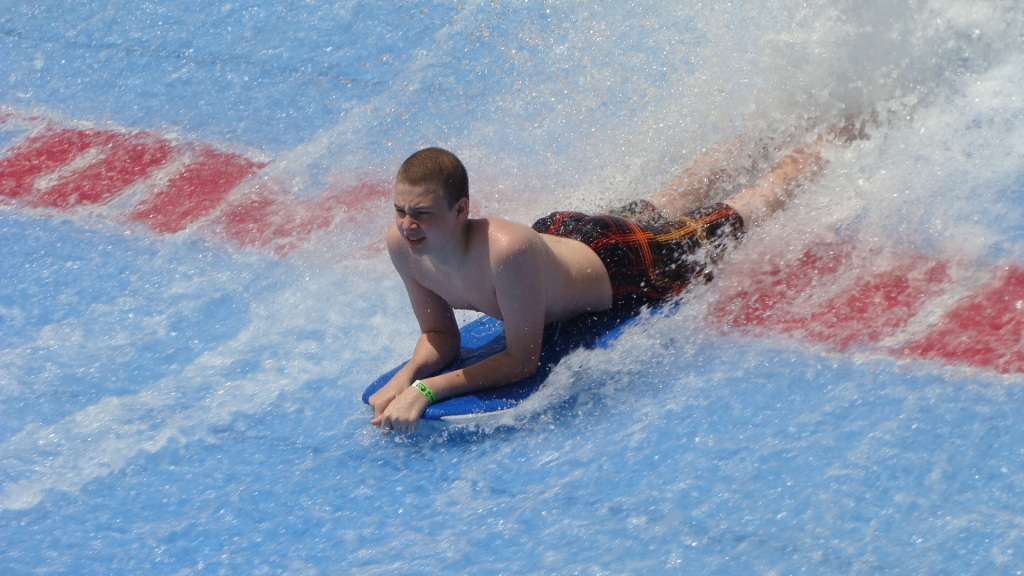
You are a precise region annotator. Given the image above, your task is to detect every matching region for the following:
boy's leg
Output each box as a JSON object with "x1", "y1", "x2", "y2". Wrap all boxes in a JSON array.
[
  {"x1": 649, "y1": 137, "x2": 746, "y2": 219},
  {"x1": 724, "y1": 114, "x2": 871, "y2": 227},
  {"x1": 724, "y1": 141, "x2": 823, "y2": 228},
  {"x1": 647, "y1": 115, "x2": 868, "y2": 226}
]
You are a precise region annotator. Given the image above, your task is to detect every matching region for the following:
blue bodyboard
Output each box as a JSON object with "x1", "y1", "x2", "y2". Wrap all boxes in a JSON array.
[{"x1": 363, "y1": 307, "x2": 651, "y2": 420}]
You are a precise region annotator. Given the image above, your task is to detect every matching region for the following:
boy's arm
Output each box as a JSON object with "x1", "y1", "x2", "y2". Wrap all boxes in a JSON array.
[
  {"x1": 427, "y1": 237, "x2": 547, "y2": 393},
  {"x1": 368, "y1": 232, "x2": 463, "y2": 427},
  {"x1": 375, "y1": 233, "x2": 546, "y2": 434}
]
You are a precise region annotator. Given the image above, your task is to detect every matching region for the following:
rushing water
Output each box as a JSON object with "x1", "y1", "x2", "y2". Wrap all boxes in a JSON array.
[{"x1": 3, "y1": 0, "x2": 1024, "y2": 573}]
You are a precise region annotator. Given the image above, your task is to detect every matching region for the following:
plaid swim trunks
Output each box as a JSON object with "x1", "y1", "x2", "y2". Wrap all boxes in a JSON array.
[{"x1": 532, "y1": 201, "x2": 744, "y2": 308}]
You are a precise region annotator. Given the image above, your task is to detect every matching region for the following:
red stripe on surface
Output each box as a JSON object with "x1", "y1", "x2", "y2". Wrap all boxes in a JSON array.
[
  {"x1": 796, "y1": 258, "x2": 949, "y2": 349},
  {"x1": 715, "y1": 242, "x2": 853, "y2": 330},
  {"x1": 715, "y1": 244, "x2": 949, "y2": 349},
  {"x1": 215, "y1": 179, "x2": 391, "y2": 255},
  {"x1": 128, "y1": 145, "x2": 264, "y2": 234},
  {"x1": 218, "y1": 187, "x2": 281, "y2": 247},
  {"x1": 30, "y1": 132, "x2": 173, "y2": 208},
  {"x1": 0, "y1": 112, "x2": 391, "y2": 257},
  {"x1": 0, "y1": 128, "x2": 117, "y2": 198},
  {"x1": 713, "y1": 242, "x2": 1024, "y2": 373},
  {"x1": 328, "y1": 179, "x2": 393, "y2": 213},
  {"x1": 901, "y1": 266, "x2": 1024, "y2": 374}
]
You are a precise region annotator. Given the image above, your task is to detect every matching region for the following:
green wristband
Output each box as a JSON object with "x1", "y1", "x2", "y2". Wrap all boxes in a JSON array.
[{"x1": 412, "y1": 380, "x2": 437, "y2": 405}]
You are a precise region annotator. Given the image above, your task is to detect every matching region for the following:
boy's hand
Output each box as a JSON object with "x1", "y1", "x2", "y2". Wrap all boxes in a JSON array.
[
  {"x1": 367, "y1": 374, "x2": 411, "y2": 422},
  {"x1": 370, "y1": 385, "x2": 430, "y2": 435}
]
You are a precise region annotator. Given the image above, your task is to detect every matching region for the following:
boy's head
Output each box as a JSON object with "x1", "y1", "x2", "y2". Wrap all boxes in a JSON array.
[{"x1": 396, "y1": 148, "x2": 469, "y2": 208}]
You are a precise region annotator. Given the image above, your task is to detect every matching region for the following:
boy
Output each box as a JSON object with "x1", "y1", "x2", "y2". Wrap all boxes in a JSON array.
[{"x1": 370, "y1": 137, "x2": 826, "y2": 434}]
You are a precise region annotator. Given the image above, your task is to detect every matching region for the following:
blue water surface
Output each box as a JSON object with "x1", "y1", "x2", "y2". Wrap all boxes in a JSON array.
[{"x1": 1, "y1": 0, "x2": 454, "y2": 151}]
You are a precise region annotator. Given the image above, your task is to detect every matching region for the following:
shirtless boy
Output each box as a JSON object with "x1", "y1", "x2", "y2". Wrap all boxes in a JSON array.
[{"x1": 369, "y1": 135, "x2": 830, "y2": 434}]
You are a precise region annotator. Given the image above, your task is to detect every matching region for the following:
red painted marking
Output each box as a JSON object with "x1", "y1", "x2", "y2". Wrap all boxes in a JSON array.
[
  {"x1": 902, "y1": 266, "x2": 1024, "y2": 374},
  {"x1": 215, "y1": 178, "x2": 391, "y2": 254},
  {"x1": 713, "y1": 242, "x2": 1024, "y2": 373},
  {"x1": 328, "y1": 179, "x2": 392, "y2": 214},
  {"x1": 797, "y1": 258, "x2": 949, "y2": 348},
  {"x1": 128, "y1": 146, "x2": 264, "y2": 234},
  {"x1": 30, "y1": 132, "x2": 173, "y2": 208},
  {"x1": 714, "y1": 243, "x2": 950, "y2": 348},
  {"x1": 0, "y1": 128, "x2": 117, "y2": 198},
  {"x1": 715, "y1": 242, "x2": 852, "y2": 330},
  {"x1": 0, "y1": 114, "x2": 393, "y2": 257},
  {"x1": 218, "y1": 185, "x2": 281, "y2": 247}
]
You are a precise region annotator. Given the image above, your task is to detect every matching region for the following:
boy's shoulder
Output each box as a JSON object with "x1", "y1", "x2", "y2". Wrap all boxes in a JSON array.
[
  {"x1": 474, "y1": 216, "x2": 546, "y2": 260},
  {"x1": 385, "y1": 215, "x2": 544, "y2": 278}
]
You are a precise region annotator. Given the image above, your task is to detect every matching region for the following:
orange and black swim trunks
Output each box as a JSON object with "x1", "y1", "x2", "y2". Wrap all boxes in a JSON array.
[{"x1": 532, "y1": 201, "x2": 744, "y2": 308}]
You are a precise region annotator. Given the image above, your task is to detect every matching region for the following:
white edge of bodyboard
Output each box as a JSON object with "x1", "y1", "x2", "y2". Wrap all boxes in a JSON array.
[{"x1": 439, "y1": 406, "x2": 516, "y2": 423}]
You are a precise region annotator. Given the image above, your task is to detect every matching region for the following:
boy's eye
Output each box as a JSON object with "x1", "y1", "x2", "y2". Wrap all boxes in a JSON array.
[{"x1": 395, "y1": 207, "x2": 429, "y2": 218}]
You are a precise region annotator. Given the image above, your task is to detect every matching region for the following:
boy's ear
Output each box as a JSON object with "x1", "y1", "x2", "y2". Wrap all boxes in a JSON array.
[{"x1": 454, "y1": 197, "x2": 469, "y2": 220}]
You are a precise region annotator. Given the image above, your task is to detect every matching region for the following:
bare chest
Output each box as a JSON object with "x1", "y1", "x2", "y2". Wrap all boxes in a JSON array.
[{"x1": 414, "y1": 263, "x2": 501, "y2": 318}]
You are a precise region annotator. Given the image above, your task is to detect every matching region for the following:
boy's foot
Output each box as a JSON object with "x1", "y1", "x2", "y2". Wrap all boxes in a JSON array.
[{"x1": 823, "y1": 111, "x2": 874, "y2": 145}]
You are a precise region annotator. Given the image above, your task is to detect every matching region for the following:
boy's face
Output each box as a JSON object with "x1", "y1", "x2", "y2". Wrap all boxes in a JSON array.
[{"x1": 393, "y1": 182, "x2": 467, "y2": 255}]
